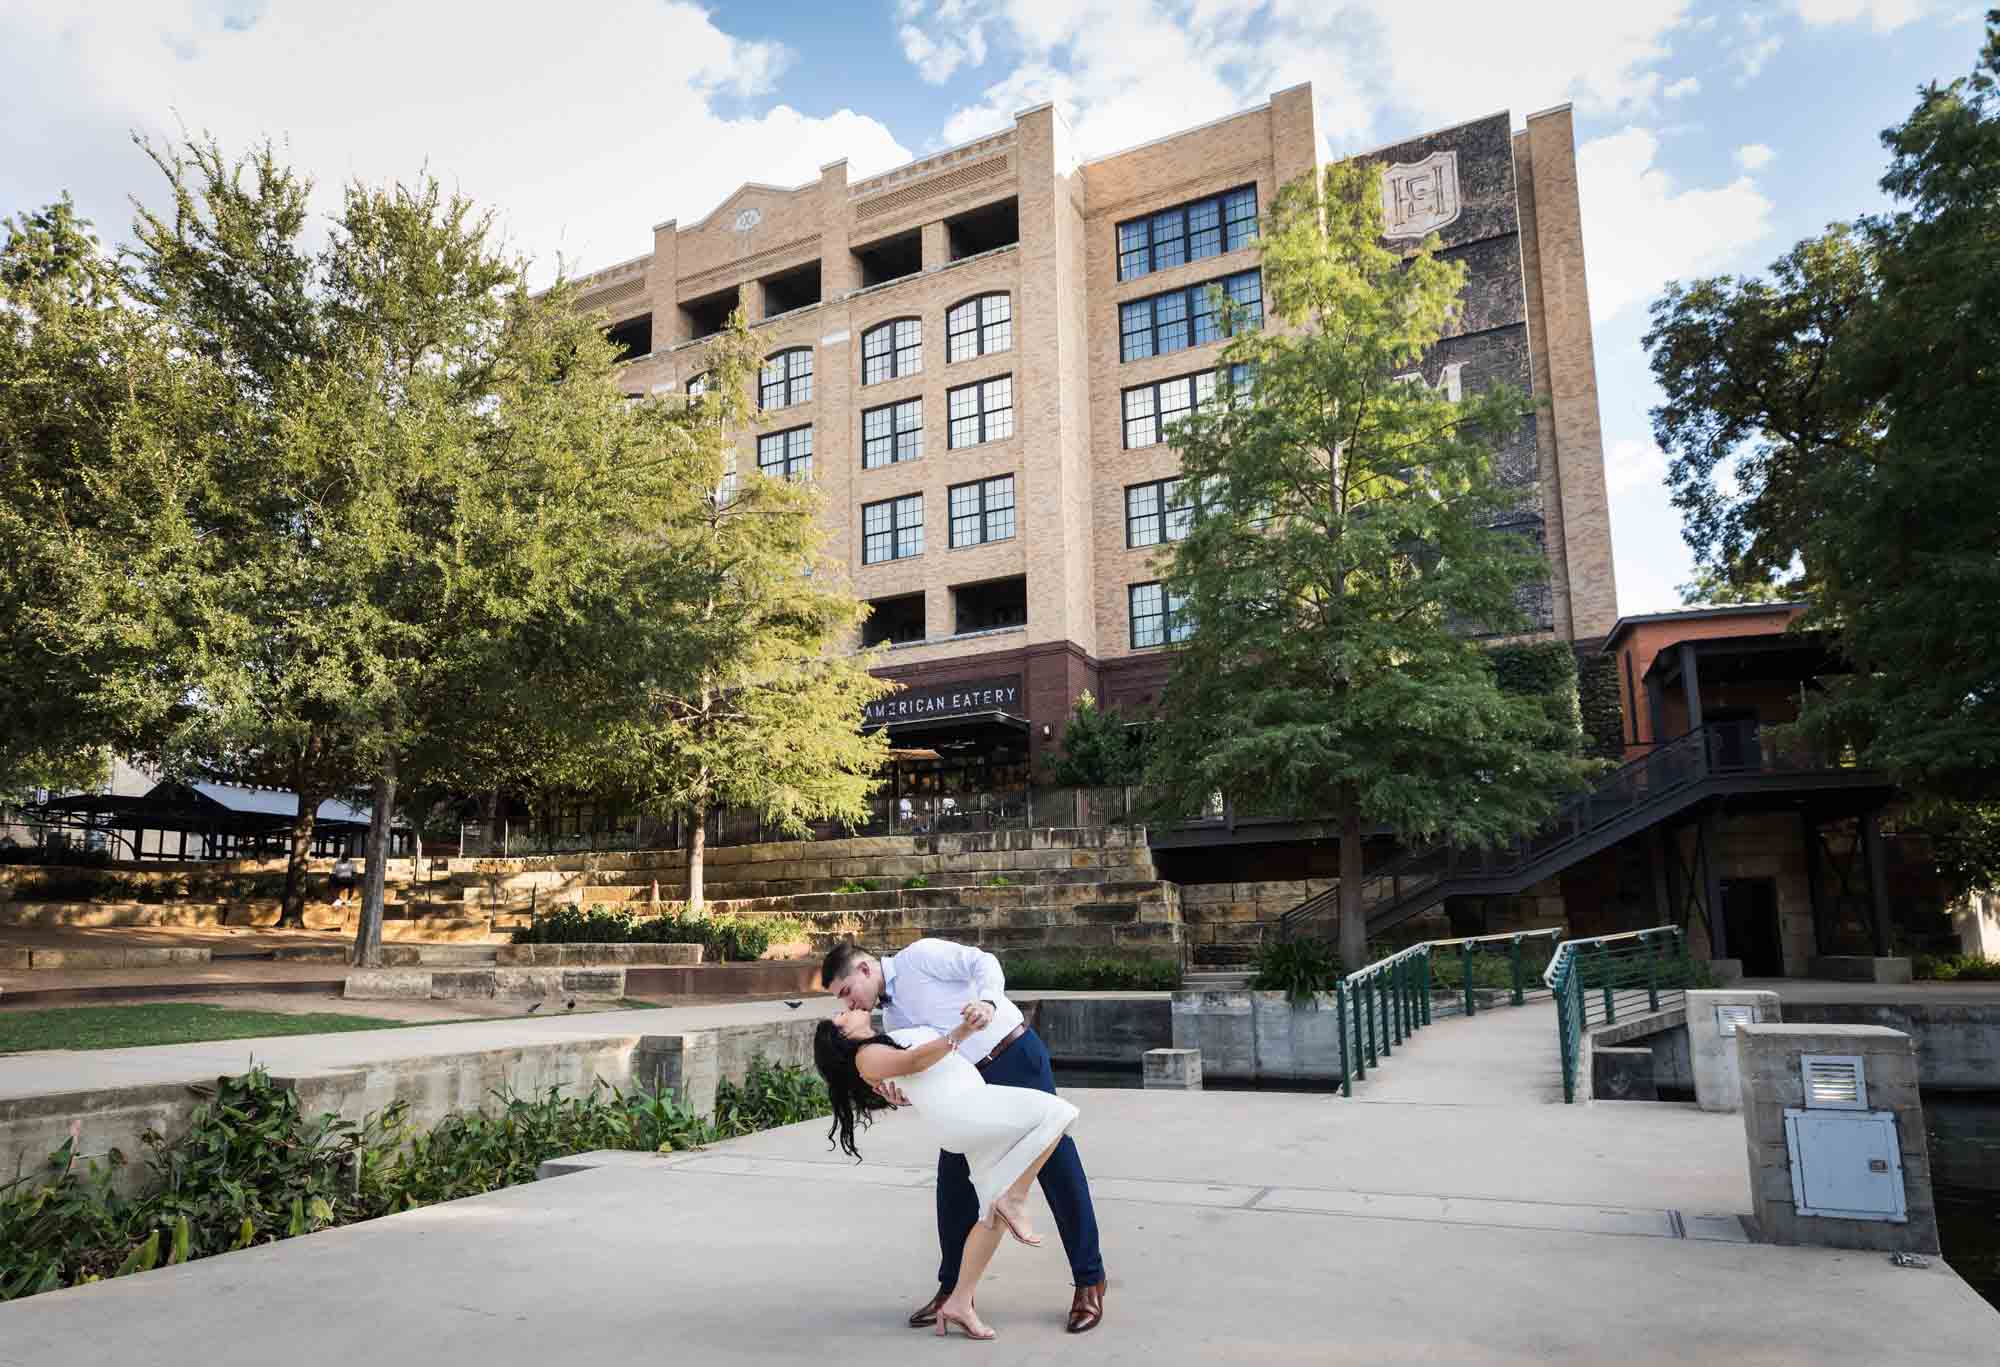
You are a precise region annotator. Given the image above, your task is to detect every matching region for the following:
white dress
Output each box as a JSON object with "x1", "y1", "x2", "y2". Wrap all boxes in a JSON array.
[{"x1": 887, "y1": 1027, "x2": 1080, "y2": 1222}]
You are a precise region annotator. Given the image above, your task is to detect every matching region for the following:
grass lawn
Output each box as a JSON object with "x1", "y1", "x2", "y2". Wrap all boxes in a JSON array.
[{"x1": 0, "y1": 1004, "x2": 424, "y2": 1053}]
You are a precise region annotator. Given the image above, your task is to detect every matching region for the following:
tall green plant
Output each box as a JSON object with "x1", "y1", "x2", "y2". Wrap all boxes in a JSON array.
[{"x1": 1144, "y1": 161, "x2": 1596, "y2": 971}]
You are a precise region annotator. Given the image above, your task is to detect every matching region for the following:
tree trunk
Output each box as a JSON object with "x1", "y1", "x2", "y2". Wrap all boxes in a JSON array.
[
  {"x1": 1337, "y1": 790, "x2": 1367, "y2": 974},
  {"x1": 278, "y1": 738, "x2": 326, "y2": 929},
  {"x1": 410, "y1": 826, "x2": 424, "y2": 916},
  {"x1": 684, "y1": 800, "x2": 706, "y2": 913},
  {"x1": 352, "y1": 746, "x2": 398, "y2": 968}
]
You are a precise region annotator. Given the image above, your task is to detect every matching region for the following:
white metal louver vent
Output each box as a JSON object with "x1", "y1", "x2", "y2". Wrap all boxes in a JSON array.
[
  {"x1": 1802, "y1": 1055, "x2": 1867, "y2": 1110},
  {"x1": 1715, "y1": 1004, "x2": 1755, "y2": 1036}
]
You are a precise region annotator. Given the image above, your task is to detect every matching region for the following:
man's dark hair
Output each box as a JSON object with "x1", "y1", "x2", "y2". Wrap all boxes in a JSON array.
[{"x1": 820, "y1": 940, "x2": 866, "y2": 990}]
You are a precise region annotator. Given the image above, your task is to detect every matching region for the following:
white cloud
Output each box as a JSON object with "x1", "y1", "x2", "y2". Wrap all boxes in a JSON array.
[
  {"x1": 1732, "y1": 14, "x2": 1784, "y2": 82},
  {"x1": 1664, "y1": 75, "x2": 1701, "y2": 98},
  {"x1": 901, "y1": 0, "x2": 1697, "y2": 160},
  {"x1": 1576, "y1": 126, "x2": 1775, "y2": 322},
  {"x1": 0, "y1": 1, "x2": 911, "y2": 287},
  {"x1": 900, "y1": 22, "x2": 988, "y2": 85},
  {"x1": 1604, "y1": 437, "x2": 1672, "y2": 497},
  {"x1": 1736, "y1": 142, "x2": 1776, "y2": 170},
  {"x1": 1790, "y1": 0, "x2": 1929, "y2": 31}
]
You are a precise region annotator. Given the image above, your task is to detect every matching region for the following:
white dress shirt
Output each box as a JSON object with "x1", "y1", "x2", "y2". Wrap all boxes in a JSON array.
[{"x1": 880, "y1": 938, "x2": 1025, "y2": 1065}]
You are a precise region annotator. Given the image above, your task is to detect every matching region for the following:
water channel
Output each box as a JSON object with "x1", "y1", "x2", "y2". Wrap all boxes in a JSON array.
[{"x1": 1053, "y1": 1066, "x2": 2000, "y2": 1313}]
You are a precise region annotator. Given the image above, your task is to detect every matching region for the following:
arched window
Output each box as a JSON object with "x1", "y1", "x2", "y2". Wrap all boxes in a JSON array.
[
  {"x1": 759, "y1": 348, "x2": 813, "y2": 410},
  {"x1": 685, "y1": 371, "x2": 711, "y2": 397},
  {"x1": 946, "y1": 293, "x2": 1011, "y2": 364},
  {"x1": 860, "y1": 318, "x2": 922, "y2": 384}
]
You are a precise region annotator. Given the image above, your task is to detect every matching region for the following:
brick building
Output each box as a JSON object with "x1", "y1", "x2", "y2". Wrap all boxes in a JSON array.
[{"x1": 572, "y1": 85, "x2": 1616, "y2": 829}]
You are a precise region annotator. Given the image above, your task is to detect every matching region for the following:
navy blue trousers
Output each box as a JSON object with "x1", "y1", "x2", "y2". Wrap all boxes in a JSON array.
[{"x1": 935, "y1": 1027, "x2": 1104, "y2": 1290}]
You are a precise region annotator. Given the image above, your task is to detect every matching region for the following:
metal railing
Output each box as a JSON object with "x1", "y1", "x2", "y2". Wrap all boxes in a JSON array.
[
  {"x1": 1546, "y1": 926, "x2": 1697, "y2": 1104},
  {"x1": 1331, "y1": 928, "x2": 1562, "y2": 1098},
  {"x1": 1283, "y1": 721, "x2": 1852, "y2": 937}
]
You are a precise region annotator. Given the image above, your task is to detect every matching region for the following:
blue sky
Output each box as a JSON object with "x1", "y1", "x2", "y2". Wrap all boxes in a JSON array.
[{"x1": 2, "y1": 1, "x2": 1987, "y2": 620}]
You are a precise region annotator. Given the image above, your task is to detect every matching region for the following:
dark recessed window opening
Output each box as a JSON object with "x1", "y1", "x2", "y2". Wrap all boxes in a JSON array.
[
  {"x1": 863, "y1": 592, "x2": 926, "y2": 647},
  {"x1": 947, "y1": 197, "x2": 1020, "y2": 260},
  {"x1": 854, "y1": 229, "x2": 923, "y2": 287},
  {"x1": 762, "y1": 261, "x2": 822, "y2": 318},
  {"x1": 954, "y1": 575, "x2": 1027, "y2": 634},
  {"x1": 605, "y1": 313, "x2": 652, "y2": 362},
  {"x1": 682, "y1": 288, "x2": 737, "y2": 341}
]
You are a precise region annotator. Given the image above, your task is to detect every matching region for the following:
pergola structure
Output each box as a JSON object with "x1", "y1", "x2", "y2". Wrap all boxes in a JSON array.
[{"x1": 22, "y1": 780, "x2": 405, "y2": 863}]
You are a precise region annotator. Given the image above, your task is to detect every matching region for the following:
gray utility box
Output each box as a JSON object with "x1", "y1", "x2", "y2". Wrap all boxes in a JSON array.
[{"x1": 1784, "y1": 1108, "x2": 1907, "y2": 1221}]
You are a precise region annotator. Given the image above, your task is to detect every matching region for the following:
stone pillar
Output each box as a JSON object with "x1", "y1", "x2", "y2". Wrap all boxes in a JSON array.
[
  {"x1": 651, "y1": 219, "x2": 686, "y2": 348},
  {"x1": 818, "y1": 160, "x2": 858, "y2": 299},
  {"x1": 1950, "y1": 887, "x2": 2000, "y2": 958},
  {"x1": 1143, "y1": 1048, "x2": 1203, "y2": 1090},
  {"x1": 920, "y1": 220, "x2": 949, "y2": 271},
  {"x1": 1686, "y1": 989, "x2": 1781, "y2": 1112},
  {"x1": 1735, "y1": 1023, "x2": 1937, "y2": 1253}
]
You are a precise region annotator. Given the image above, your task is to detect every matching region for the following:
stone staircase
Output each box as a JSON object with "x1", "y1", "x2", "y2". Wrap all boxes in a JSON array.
[{"x1": 449, "y1": 828, "x2": 1185, "y2": 960}]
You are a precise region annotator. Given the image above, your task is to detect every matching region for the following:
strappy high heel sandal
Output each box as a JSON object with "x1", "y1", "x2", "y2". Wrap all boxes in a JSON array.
[
  {"x1": 989, "y1": 1201, "x2": 1042, "y2": 1247},
  {"x1": 935, "y1": 1308, "x2": 996, "y2": 1341}
]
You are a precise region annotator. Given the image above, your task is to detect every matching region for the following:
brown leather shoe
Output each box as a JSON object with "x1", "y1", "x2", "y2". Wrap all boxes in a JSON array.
[
  {"x1": 908, "y1": 1288, "x2": 951, "y2": 1328},
  {"x1": 1067, "y1": 1280, "x2": 1107, "y2": 1333}
]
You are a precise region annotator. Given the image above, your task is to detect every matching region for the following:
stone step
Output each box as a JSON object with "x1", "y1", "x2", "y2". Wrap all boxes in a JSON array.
[{"x1": 1184, "y1": 971, "x2": 1254, "y2": 990}]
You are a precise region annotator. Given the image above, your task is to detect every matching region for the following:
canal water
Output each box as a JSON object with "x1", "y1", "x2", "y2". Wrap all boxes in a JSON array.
[{"x1": 1054, "y1": 1067, "x2": 2000, "y2": 1312}]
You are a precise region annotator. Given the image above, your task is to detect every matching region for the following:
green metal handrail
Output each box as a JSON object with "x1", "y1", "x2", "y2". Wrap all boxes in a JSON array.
[
  {"x1": 1545, "y1": 926, "x2": 1695, "y2": 1104},
  {"x1": 1333, "y1": 928, "x2": 1562, "y2": 1097}
]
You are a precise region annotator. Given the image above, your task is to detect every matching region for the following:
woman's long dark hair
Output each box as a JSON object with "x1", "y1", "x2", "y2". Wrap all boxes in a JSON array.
[{"x1": 814, "y1": 1019, "x2": 904, "y2": 1161}]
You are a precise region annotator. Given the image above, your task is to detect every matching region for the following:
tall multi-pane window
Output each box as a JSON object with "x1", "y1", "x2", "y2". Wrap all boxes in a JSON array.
[
  {"x1": 861, "y1": 319, "x2": 922, "y2": 384},
  {"x1": 1129, "y1": 582, "x2": 1190, "y2": 648},
  {"x1": 946, "y1": 294, "x2": 1012, "y2": 363},
  {"x1": 759, "y1": 348, "x2": 813, "y2": 410},
  {"x1": 716, "y1": 452, "x2": 738, "y2": 505},
  {"x1": 1119, "y1": 271, "x2": 1261, "y2": 362},
  {"x1": 1121, "y1": 363, "x2": 1252, "y2": 448},
  {"x1": 862, "y1": 494, "x2": 924, "y2": 564},
  {"x1": 861, "y1": 399, "x2": 923, "y2": 469},
  {"x1": 1124, "y1": 479, "x2": 1195, "y2": 548},
  {"x1": 756, "y1": 425, "x2": 812, "y2": 481},
  {"x1": 949, "y1": 476, "x2": 1016, "y2": 547},
  {"x1": 1117, "y1": 186, "x2": 1258, "y2": 281},
  {"x1": 947, "y1": 375, "x2": 1014, "y2": 448}
]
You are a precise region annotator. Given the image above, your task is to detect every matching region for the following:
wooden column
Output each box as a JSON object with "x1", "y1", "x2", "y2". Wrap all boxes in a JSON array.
[
  {"x1": 1679, "y1": 643, "x2": 1705, "y2": 731},
  {"x1": 1863, "y1": 810, "x2": 1894, "y2": 958},
  {"x1": 1700, "y1": 807, "x2": 1728, "y2": 960}
]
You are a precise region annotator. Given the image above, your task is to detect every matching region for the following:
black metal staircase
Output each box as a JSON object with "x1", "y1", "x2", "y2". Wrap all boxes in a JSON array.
[{"x1": 1280, "y1": 721, "x2": 1889, "y2": 941}]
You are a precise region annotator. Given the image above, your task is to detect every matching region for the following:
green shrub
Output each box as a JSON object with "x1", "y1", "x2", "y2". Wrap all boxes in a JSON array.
[
  {"x1": 0, "y1": 1056, "x2": 827, "y2": 1303},
  {"x1": 1427, "y1": 943, "x2": 1555, "y2": 991},
  {"x1": 831, "y1": 878, "x2": 880, "y2": 894},
  {"x1": 1914, "y1": 953, "x2": 2000, "y2": 982},
  {"x1": 1249, "y1": 938, "x2": 1344, "y2": 1004},
  {"x1": 1001, "y1": 954, "x2": 1182, "y2": 991},
  {"x1": 509, "y1": 906, "x2": 806, "y2": 961},
  {"x1": 984, "y1": 875, "x2": 1013, "y2": 888},
  {"x1": 902, "y1": 875, "x2": 931, "y2": 890}
]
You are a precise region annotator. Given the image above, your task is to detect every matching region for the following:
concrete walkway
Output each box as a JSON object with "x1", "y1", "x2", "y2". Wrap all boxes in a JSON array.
[
  {"x1": 3, "y1": 1086, "x2": 1992, "y2": 1365},
  {"x1": 1346, "y1": 997, "x2": 1567, "y2": 1105}
]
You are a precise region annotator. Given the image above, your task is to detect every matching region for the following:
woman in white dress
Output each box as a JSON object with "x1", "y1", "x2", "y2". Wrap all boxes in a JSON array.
[{"x1": 814, "y1": 1006, "x2": 1079, "y2": 1341}]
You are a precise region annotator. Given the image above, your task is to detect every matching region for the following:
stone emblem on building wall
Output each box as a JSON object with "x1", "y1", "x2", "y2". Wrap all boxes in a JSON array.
[
  {"x1": 733, "y1": 207, "x2": 762, "y2": 232},
  {"x1": 1379, "y1": 150, "x2": 1462, "y2": 239}
]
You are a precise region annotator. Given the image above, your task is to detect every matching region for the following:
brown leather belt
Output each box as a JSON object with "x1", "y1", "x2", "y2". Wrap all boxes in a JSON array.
[{"x1": 974, "y1": 1023, "x2": 1028, "y2": 1071}]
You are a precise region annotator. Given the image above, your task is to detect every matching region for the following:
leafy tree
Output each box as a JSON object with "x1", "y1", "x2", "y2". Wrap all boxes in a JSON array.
[
  {"x1": 1041, "y1": 692, "x2": 1146, "y2": 787},
  {"x1": 1676, "y1": 564, "x2": 1795, "y2": 607},
  {"x1": 0, "y1": 199, "x2": 206, "y2": 803},
  {"x1": 1142, "y1": 161, "x2": 1595, "y2": 970},
  {"x1": 115, "y1": 138, "x2": 695, "y2": 963},
  {"x1": 1645, "y1": 13, "x2": 2000, "y2": 817},
  {"x1": 589, "y1": 320, "x2": 893, "y2": 909}
]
